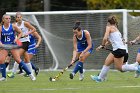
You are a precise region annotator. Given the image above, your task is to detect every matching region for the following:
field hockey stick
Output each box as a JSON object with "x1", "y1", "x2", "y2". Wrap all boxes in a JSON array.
[
  {"x1": 0, "y1": 44, "x2": 22, "y2": 50},
  {"x1": 131, "y1": 42, "x2": 140, "y2": 45},
  {"x1": 104, "y1": 48, "x2": 113, "y2": 51},
  {"x1": 97, "y1": 45, "x2": 113, "y2": 52},
  {"x1": 125, "y1": 41, "x2": 140, "y2": 45},
  {"x1": 49, "y1": 58, "x2": 79, "y2": 82}
]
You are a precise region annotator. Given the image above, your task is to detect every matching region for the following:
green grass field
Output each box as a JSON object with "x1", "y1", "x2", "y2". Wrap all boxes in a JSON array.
[{"x1": 0, "y1": 71, "x2": 140, "y2": 93}]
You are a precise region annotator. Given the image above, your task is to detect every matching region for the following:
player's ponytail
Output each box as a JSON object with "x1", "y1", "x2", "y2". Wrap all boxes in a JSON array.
[
  {"x1": 73, "y1": 20, "x2": 81, "y2": 31},
  {"x1": 108, "y1": 15, "x2": 118, "y2": 28}
]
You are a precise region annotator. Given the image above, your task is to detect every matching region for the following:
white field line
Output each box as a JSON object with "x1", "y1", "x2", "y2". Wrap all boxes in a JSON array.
[
  {"x1": 7, "y1": 69, "x2": 118, "y2": 72},
  {"x1": 119, "y1": 86, "x2": 140, "y2": 88},
  {"x1": 4, "y1": 85, "x2": 140, "y2": 92}
]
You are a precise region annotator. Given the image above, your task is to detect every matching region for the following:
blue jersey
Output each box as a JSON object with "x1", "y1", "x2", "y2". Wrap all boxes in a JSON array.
[
  {"x1": 76, "y1": 30, "x2": 93, "y2": 53},
  {"x1": 1, "y1": 24, "x2": 15, "y2": 44},
  {"x1": 28, "y1": 34, "x2": 37, "y2": 55}
]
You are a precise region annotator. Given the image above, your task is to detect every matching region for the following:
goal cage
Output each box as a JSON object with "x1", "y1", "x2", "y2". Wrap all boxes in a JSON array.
[{"x1": 6, "y1": 9, "x2": 140, "y2": 70}]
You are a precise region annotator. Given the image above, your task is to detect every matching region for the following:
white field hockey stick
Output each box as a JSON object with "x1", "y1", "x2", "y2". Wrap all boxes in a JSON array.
[
  {"x1": 49, "y1": 58, "x2": 79, "y2": 82},
  {"x1": 0, "y1": 44, "x2": 22, "y2": 50}
]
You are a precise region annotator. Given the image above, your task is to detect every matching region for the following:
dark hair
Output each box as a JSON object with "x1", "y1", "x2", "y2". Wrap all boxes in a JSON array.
[
  {"x1": 108, "y1": 15, "x2": 118, "y2": 28},
  {"x1": 73, "y1": 20, "x2": 81, "y2": 31}
]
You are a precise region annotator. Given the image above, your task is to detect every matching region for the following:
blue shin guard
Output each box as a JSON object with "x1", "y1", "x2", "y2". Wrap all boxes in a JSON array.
[
  {"x1": 19, "y1": 61, "x2": 31, "y2": 75},
  {"x1": 73, "y1": 61, "x2": 83, "y2": 74},
  {"x1": 31, "y1": 62, "x2": 36, "y2": 70},
  {"x1": 0, "y1": 64, "x2": 6, "y2": 78}
]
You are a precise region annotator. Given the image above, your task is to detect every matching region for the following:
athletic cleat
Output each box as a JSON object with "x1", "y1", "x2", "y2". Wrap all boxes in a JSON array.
[
  {"x1": 69, "y1": 73, "x2": 74, "y2": 79},
  {"x1": 35, "y1": 67, "x2": 40, "y2": 76},
  {"x1": 79, "y1": 73, "x2": 84, "y2": 81},
  {"x1": 24, "y1": 73, "x2": 29, "y2": 77},
  {"x1": 130, "y1": 62, "x2": 139, "y2": 67},
  {"x1": 90, "y1": 75, "x2": 102, "y2": 82},
  {"x1": 134, "y1": 72, "x2": 139, "y2": 78},
  {"x1": 7, "y1": 73, "x2": 15, "y2": 78},
  {"x1": 17, "y1": 71, "x2": 24, "y2": 75},
  {"x1": 0, "y1": 77, "x2": 6, "y2": 81},
  {"x1": 29, "y1": 74, "x2": 36, "y2": 81},
  {"x1": 134, "y1": 65, "x2": 140, "y2": 78}
]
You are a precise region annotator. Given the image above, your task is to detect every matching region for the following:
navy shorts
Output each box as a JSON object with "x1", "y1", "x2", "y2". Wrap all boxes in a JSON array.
[
  {"x1": 21, "y1": 41, "x2": 30, "y2": 51},
  {"x1": 123, "y1": 53, "x2": 128, "y2": 63}
]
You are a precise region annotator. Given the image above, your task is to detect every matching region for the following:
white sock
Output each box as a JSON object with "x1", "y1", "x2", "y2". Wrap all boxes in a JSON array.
[
  {"x1": 98, "y1": 65, "x2": 110, "y2": 80},
  {"x1": 25, "y1": 62, "x2": 34, "y2": 75},
  {"x1": 122, "y1": 64, "x2": 138, "y2": 71},
  {"x1": 129, "y1": 61, "x2": 139, "y2": 67},
  {"x1": 12, "y1": 62, "x2": 19, "y2": 74},
  {"x1": 134, "y1": 62, "x2": 139, "y2": 65}
]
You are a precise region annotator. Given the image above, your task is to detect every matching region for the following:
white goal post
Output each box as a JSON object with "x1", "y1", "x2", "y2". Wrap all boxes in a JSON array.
[
  {"x1": 7, "y1": 9, "x2": 128, "y2": 40},
  {"x1": 6, "y1": 9, "x2": 140, "y2": 70}
]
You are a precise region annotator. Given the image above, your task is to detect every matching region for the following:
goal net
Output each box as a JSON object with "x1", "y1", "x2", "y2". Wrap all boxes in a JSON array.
[{"x1": 6, "y1": 9, "x2": 140, "y2": 70}]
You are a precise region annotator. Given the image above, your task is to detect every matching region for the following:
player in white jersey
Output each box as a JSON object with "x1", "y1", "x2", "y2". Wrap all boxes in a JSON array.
[
  {"x1": 90, "y1": 15, "x2": 140, "y2": 82},
  {"x1": 7, "y1": 12, "x2": 36, "y2": 80}
]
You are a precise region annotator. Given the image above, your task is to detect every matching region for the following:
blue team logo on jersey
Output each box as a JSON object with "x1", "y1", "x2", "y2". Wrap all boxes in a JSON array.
[
  {"x1": 1, "y1": 32, "x2": 14, "y2": 36},
  {"x1": 81, "y1": 40, "x2": 86, "y2": 44}
]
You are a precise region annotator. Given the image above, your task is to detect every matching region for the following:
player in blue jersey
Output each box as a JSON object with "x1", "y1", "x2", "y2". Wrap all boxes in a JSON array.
[
  {"x1": 69, "y1": 21, "x2": 94, "y2": 81},
  {"x1": 129, "y1": 35, "x2": 140, "y2": 78},
  {"x1": 0, "y1": 14, "x2": 35, "y2": 81},
  {"x1": 19, "y1": 31, "x2": 42, "y2": 76},
  {"x1": 27, "y1": 31, "x2": 42, "y2": 76}
]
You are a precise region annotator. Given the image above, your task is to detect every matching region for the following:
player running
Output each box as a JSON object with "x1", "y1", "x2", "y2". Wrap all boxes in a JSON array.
[
  {"x1": 90, "y1": 15, "x2": 140, "y2": 82},
  {"x1": 69, "y1": 21, "x2": 94, "y2": 81},
  {"x1": 129, "y1": 35, "x2": 140, "y2": 78}
]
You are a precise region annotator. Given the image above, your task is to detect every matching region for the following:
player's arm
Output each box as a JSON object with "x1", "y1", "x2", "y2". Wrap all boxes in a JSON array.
[
  {"x1": 24, "y1": 21, "x2": 36, "y2": 35},
  {"x1": 102, "y1": 26, "x2": 110, "y2": 46},
  {"x1": 96, "y1": 26, "x2": 110, "y2": 51},
  {"x1": 12, "y1": 24, "x2": 23, "y2": 40},
  {"x1": 130, "y1": 34, "x2": 140, "y2": 44},
  {"x1": 105, "y1": 40, "x2": 111, "y2": 46},
  {"x1": 0, "y1": 26, "x2": 3, "y2": 46},
  {"x1": 82, "y1": 30, "x2": 92, "y2": 54},
  {"x1": 71, "y1": 35, "x2": 77, "y2": 64},
  {"x1": 33, "y1": 31, "x2": 42, "y2": 48}
]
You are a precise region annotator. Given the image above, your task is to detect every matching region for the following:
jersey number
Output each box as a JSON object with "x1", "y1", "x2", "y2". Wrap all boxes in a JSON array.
[{"x1": 5, "y1": 36, "x2": 11, "y2": 42}]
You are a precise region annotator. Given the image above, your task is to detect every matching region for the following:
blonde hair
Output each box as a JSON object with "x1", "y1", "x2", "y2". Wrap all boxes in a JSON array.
[
  {"x1": 15, "y1": 12, "x2": 22, "y2": 18},
  {"x1": 1, "y1": 14, "x2": 10, "y2": 25}
]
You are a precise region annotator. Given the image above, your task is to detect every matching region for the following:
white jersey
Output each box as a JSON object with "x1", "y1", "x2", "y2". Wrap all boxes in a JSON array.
[
  {"x1": 108, "y1": 31, "x2": 126, "y2": 51},
  {"x1": 16, "y1": 21, "x2": 30, "y2": 42}
]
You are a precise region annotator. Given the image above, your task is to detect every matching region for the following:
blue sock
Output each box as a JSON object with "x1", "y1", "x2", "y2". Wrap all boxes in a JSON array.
[
  {"x1": 19, "y1": 65, "x2": 23, "y2": 73},
  {"x1": 79, "y1": 62, "x2": 83, "y2": 73},
  {"x1": 0, "y1": 64, "x2": 6, "y2": 78},
  {"x1": 19, "y1": 61, "x2": 31, "y2": 75},
  {"x1": 5, "y1": 62, "x2": 9, "y2": 68},
  {"x1": 31, "y1": 62, "x2": 36, "y2": 71},
  {"x1": 73, "y1": 61, "x2": 83, "y2": 74}
]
